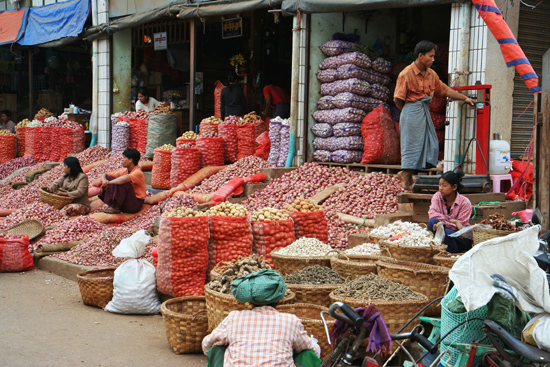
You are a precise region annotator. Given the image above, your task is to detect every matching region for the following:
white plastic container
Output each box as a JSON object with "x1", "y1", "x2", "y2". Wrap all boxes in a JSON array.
[{"x1": 489, "y1": 133, "x2": 511, "y2": 175}]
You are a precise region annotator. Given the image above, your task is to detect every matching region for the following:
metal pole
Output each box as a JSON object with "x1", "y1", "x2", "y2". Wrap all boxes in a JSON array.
[
  {"x1": 28, "y1": 48, "x2": 33, "y2": 118},
  {"x1": 189, "y1": 19, "x2": 196, "y2": 131}
]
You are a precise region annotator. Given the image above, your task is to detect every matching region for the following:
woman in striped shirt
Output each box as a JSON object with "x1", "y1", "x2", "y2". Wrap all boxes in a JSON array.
[{"x1": 428, "y1": 171, "x2": 472, "y2": 253}]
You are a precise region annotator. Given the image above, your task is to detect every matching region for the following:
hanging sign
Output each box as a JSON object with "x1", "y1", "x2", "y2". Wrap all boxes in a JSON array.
[
  {"x1": 222, "y1": 17, "x2": 242, "y2": 39},
  {"x1": 154, "y1": 32, "x2": 167, "y2": 50}
]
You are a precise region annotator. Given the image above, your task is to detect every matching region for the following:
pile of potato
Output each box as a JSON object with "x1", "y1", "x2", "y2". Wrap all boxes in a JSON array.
[
  {"x1": 251, "y1": 208, "x2": 291, "y2": 222},
  {"x1": 206, "y1": 202, "x2": 249, "y2": 217},
  {"x1": 156, "y1": 144, "x2": 174, "y2": 151},
  {"x1": 179, "y1": 131, "x2": 199, "y2": 139},
  {"x1": 151, "y1": 102, "x2": 175, "y2": 114},
  {"x1": 201, "y1": 116, "x2": 223, "y2": 124},
  {"x1": 162, "y1": 207, "x2": 206, "y2": 218},
  {"x1": 284, "y1": 198, "x2": 322, "y2": 213},
  {"x1": 16, "y1": 119, "x2": 31, "y2": 128}
]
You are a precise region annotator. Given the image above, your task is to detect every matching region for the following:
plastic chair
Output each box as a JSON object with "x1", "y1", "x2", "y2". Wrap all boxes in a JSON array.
[{"x1": 490, "y1": 174, "x2": 513, "y2": 193}]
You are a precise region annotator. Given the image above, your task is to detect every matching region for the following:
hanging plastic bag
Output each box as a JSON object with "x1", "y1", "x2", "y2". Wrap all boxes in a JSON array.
[
  {"x1": 104, "y1": 230, "x2": 160, "y2": 314},
  {"x1": 254, "y1": 131, "x2": 271, "y2": 160}
]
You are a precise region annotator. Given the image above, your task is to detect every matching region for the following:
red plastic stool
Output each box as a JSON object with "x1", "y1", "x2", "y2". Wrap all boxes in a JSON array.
[{"x1": 490, "y1": 174, "x2": 513, "y2": 193}]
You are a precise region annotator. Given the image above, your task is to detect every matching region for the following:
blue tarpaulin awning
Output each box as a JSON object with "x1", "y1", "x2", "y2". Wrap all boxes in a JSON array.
[{"x1": 18, "y1": 0, "x2": 90, "y2": 46}]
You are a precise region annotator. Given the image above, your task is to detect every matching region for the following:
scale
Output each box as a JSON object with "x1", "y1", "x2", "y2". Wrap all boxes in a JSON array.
[{"x1": 412, "y1": 84, "x2": 493, "y2": 193}]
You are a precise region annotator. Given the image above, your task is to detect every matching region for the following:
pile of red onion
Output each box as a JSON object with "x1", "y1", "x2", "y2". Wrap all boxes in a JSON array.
[
  {"x1": 73, "y1": 146, "x2": 111, "y2": 167},
  {"x1": 163, "y1": 195, "x2": 196, "y2": 213},
  {"x1": 120, "y1": 204, "x2": 161, "y2": 230},
  {"x1": 189, "y1": 156, "x2": 273, "y2": 194},
  {"x1": 34, "y1": 216, "x2": 106, "y2": 249},
  {"x1": 242, "y1": 162, "x2": 359, "y2": 212},
  {"x1": 0, "y1": 157, "x2": 36, "y2": 180},
  {"x1": 323, "y1": 172, "x2": 405, "y2": 249},
  {"x1": 54, "y1": 227, "x2": 154, "y2": 267},
  {"x1": 0, "y1": 202, "x2": 68, "y2": 229}
]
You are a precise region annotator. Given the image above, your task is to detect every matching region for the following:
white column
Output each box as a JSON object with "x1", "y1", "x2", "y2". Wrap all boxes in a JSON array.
[{"x1": 92, "y1": 0, "x2": 111, "y2": 148}]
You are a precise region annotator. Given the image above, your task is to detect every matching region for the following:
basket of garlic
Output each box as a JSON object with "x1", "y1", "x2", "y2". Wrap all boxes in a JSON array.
[
  {"x1": 379, "y1": 229, "x2": 446, "y2": 265},
  {"x1": 330, "y1": 242, "x2": 392, "y2": 279},
  {"x1": 270, "y1": 237, "x2": 337, "y2": 276}
]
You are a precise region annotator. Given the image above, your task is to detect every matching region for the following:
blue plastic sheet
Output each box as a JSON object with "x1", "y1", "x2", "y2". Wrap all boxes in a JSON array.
[{"x1": 18, "y1": 0, "x2": 90, "y2": 46}]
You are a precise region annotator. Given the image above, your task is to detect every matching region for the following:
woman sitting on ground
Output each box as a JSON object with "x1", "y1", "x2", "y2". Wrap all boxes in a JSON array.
[
  {"x1": 97, "y1": 148, "x2": 146, "y2": 214},
  {"x1": 428, "y1": 170, "x2": 473, "y2": 253},
  {"x1": 47, "y1": 157, "x2": 90, "y2": 216}
]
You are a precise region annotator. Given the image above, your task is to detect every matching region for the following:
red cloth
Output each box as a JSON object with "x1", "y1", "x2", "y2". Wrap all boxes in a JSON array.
[{"x1": 263, "y1": 85, "x2": 289, "y2": 106}]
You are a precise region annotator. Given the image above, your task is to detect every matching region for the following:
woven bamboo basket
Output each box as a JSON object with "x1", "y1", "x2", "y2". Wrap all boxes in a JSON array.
[
  {"x1": 330, "y1": 251, "x2": 393, "y2": 279},
  {"x1": 270, "y1": 249, "x2": 337, "y2": 276},
  {"x1": 328, "y1": 289, "x2": 428, "y2": 334},
  {"x1": 284, "y1": 283, "x2": 342, "y2": 307},
  {"x1": 76, "y1": 268, "x2": 116, "y2": 308},
  {"x1": 39, "y1": 187, "x2": 73, "y2": 209},
  {"x1": 277, "y1": 303, "x2": 335, "y2": 359},
  {"x1": 376, "y1": 260, "x2": 449, "y2": 317},
  {"x1": 433, "y1": 252, "x2": 463, "y2": 268},
  {"x1": 472, "y1": 226, "x2": 517, "y2": 246},
  {"x1": 1, "y1": 219, "x2": 44, "y2": 241},
  {"x1": 367, "y1": 224, "x2": 427, "y2": 244},
  {"x1": 380, "y1": 240, "x2": 446, "y2": 265},
  {"x1": 204, "y1": 285, "x2": 295, "y2": 331},
  {"x1": 160, "y1": 296, "x2": 208, "y2": 354}
]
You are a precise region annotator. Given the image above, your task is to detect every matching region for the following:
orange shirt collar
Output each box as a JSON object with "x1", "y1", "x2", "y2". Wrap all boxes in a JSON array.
[{"x1": 411, "y1": 62, "x2": 423, "y2": 76}]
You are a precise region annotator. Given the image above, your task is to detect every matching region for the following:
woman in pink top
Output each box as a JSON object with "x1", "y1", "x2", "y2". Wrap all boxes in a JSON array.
[{"x1": 428, "y1": 171, "x2": 472, "y2": 253}]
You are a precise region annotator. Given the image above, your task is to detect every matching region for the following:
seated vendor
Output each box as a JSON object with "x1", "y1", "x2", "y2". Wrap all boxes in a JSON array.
[
  {"x1": 202, "y1": 269, "x2": 322, "y2": 367},
  {"x1": 428, "y1": 170, "x2": 472, "y2": 253},
  {"x1": 98, "y1": 148, "x2": 145, "y2": 214},
  {"x1": 47, "y1": 157, "x2": 90, "y2": 216}
]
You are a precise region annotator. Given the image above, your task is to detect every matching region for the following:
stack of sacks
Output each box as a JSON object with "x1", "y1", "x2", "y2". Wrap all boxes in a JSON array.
[{"x1": 311, "y1": 39, "x2": 393, "y2": 163}]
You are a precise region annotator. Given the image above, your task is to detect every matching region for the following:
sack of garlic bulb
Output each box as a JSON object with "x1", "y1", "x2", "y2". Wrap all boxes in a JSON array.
[{"x1": 380, "y1": 230, "x2": 446, "y2": 265}]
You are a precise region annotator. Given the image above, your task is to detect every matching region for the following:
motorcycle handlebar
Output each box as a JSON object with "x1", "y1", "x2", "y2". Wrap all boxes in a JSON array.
[
  {"x1": 391, "y1": 330, "x2": 437, "y2": 354},
  {"x1": 328, "y1": 302, "x2": 364, "y2": 329}
]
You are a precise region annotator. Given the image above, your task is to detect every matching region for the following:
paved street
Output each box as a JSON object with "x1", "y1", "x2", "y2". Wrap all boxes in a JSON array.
[{"x1": 0, "y1": 269, "x2": 207, "y2": 367}]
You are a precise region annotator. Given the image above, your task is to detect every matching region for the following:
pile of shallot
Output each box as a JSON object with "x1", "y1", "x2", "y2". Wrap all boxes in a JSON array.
[
  {"x1": 0, "y1": 202, "x2": 68, "y2": 229},
  {"x1": 242, "y1": 162, "x2": 358, "y2": 212},
  {"x1": 33, "y1": 216, "x2": 106, "y2": 249}
]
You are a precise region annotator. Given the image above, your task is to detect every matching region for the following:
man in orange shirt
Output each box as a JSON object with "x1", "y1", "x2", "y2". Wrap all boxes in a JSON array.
[
  {"x1": 98, "y1": 148, "x2": 146, "y2": 214},
  {"x1": 394, "y1": 41, "x2": 474, "y2": 190}
]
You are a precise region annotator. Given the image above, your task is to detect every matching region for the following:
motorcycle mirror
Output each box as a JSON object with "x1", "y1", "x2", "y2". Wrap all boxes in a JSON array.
[{"x1": 532, "y1": 208, "x2": 543, "y2": 226}]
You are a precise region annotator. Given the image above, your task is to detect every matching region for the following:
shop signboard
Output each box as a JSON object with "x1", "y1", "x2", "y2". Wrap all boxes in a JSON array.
[
  {"x1": 154, "y1": 32, "x2": 167, "y2": 50},
  {"x1": 222, "y1": 17, "x2": 242, "y2": 39}
]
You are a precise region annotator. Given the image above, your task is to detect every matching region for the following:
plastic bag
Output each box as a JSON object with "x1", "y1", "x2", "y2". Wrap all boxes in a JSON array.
[
  {"x1": 199, "y1": 122, "x2": 219, "y2": 137},
  {"x1": 211, "y1": 177, "x2": 245, "y2": 205},
  {"x1": 176, "y1": 138, "x2": 196, "y2": 147},
  {"x1": 254, "y1": 131, "x2": 271, "y2": 160},
  {"x1": 170, "y1": 147, "x2": 201, "y2": 188},
  {"x1": 207, "y1": 215, "x2": 253, "y2": 276},
  {"x1": 196, "y1": 137, "x2": 225, "y2": 167},
  {"x1": 218, "y1": 124, "x2": 238, "y2": 163},
  {"x1": 332, "y1": 92, "x2": 380, "y2": 112},
  {"x1": 237, "y1": 124, "x2": 256, "y2": 160},
  {"x1": 145, "y1": 113, "x2": 177, "y2": 159},
  {"x1": 40, "y1": 126, "x2": 53, "y2": 161},
  {"x1": 277, "y1": 124, "x2": 290, "y2": 167},
  {"x1": 0, "y1": 234, "x2": 34, "y2": 272},
  {"x1": 214, "y1": 80, "x2": 225, "y2": 119},
  {"x1": 24, "y1": 127, "x2": 36, "y2": 158},
  {"x1": 321, "y1": 78, "x2": 372, "y2": 97},
  {"x1": 337, "y1": 65, "x2": 392, "y2": 86},
  {"x1": 312, "y1": 108, "x2": 366, "y2": 125},
  {"x1": 311, "y1": 123, "x2": 333, "y2": 138},
  {"x1": 151, "y1": 149, "x2": 172, "y2": 190},
  {"x1": 15, "y1": 127, "x2": 25, "y2": 157},
  {"x1": 290, "y1": 211, "x2": 329, "y2": 244},
  {"x1": 320, "y1": 52, "x2": 372, "y2": 70},
  {"x1": 128, "y1": 118, "x2": 148, "y2": 153},
  {"x1": 267, "y1": 120, "x2": 282, "y2": 165},
  {"x1": 431, "y1": 112, "x2": 446, "y2": 131},
  {"x1": 371, "y1": 57, "x2": 392, "y2": 74},
  {"x1": 361, "y1": 104, "x2": 400, "y2": 164},
  {"x1": 331, "y1": 150, "x2": 362, "y2": 163},
  {"x1": 333, "y1": 122, "x2": 362, "y2": 137},
  {"x1": 252, "y1": 219, "x2": 296, "y2": 267},
  {"x1": 0, "y1": 136, "x2": 17, "y2": 165},
  {"x1": 58, "y1": 128, "x2": 74, "y2": 161},
  {"x1": 49, "y1": 127, "x2": 61, "y2": 162},
  {"x1": 317, "y1": 96, "x2": 335, "y2": 110},
  {"x1": 33, "y1": 127, "x2": 44, "y2": 161},
  {"x1": 316, "y1": 69, "x2": 338, "y2": 83},
  {"x1": 104, "y1": 230, "x2": 160, "y2": 314},
  {"x1": 313, "y1": 136, "x2": 363, "y2": 152},
  {"x1": 72, "y1": 127, "x2": 85, "y2": 154},
  {"x1": 112, "y1": 124, "x2": 131, "y2": 153},
  {"x1": 156, "y1": 216, "x2": 209, "y2": 296},
  {"x1": 319, "y1": 40, "x2": 356, "y2": 56},
  {"x1": 313, "y1": 150, "x2": 332, "y2": 162}
]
